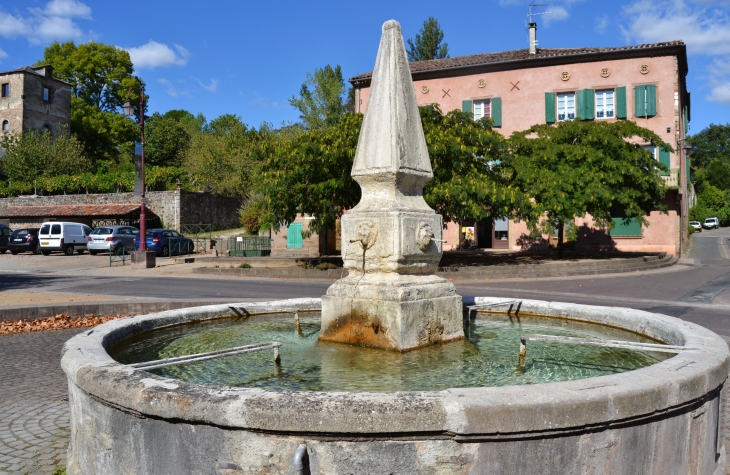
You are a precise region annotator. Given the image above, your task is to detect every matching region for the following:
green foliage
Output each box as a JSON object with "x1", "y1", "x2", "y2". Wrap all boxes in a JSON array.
[
  {"x1": 51, "y1": 467, "x2": 66, "y2": 475},
  {"x1": 688, "y1": 123, "x2": 730, "y2": 170},
  {"x1": 256, "y1": 113, "x2": 362, "y2": 232},
  {"x1": 37, "y1": 41, "x2": 143, "y2": 113},
  {"x1": 0, "y1": 129, "x2": 90, "y2": 183},
  {"x1": 315, "y1": 262, "x2": 339, "y2": 270},
  {"x1": 704, "y1": 159, "x2": 730, "y2": 190},
  {"x1": 239, "y1": 194, "x2": 267, "y2": 233},
  {"x1": 0, "y1": 167, "x2": 185, "y2": 197},
  {"x1": 70, "y1": 96, "x2": 139, "y2": 164},
  {"x1": 406, "y1": 17, "x2": 449, "y2": 62},
  {"x1": 238, "y1": 262, "x2": 252, "y2": 268},
  {"x1": 145, "y1": 112, "x2": 191, "y2": 167},
  {"x1": 289, "y1": 65, "x2": 348, "y2": 130},
  {"x1": 420, "y1": 105, "x2": 533, "y2": 223},
  {"x1": 508, "y1": 120, "x2": 669, "y2": 253}
]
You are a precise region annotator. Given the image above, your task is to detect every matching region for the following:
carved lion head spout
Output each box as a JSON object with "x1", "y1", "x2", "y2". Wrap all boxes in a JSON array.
[{"x1": 416, "y1": 222, "x2": 434, "y2": 252}]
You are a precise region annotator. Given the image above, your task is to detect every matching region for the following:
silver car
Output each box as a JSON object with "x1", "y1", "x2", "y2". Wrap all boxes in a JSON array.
[{"x1": 87, "y1": 226, "x2": 139, "y2": 255}]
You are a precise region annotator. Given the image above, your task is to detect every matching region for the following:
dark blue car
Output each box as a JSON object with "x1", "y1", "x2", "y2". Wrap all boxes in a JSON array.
[{"x1": 135, "y1": 229, "x2": 194, "y2": 257}]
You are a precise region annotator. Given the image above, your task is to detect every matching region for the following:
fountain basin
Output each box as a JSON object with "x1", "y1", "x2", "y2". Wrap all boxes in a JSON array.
[{"x1": 61, "y1": 297, "x2": 729, "y2": 474}]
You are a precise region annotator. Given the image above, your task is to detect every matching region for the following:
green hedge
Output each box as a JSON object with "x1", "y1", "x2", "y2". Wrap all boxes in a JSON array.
[{"x1": 0, "y1": 167, "x2": 187, "y2": 197}]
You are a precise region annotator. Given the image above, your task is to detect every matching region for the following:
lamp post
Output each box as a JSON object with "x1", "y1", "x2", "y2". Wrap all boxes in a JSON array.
[{"x1": 122, "y1": 85, "x2": 146, "y2": 250}]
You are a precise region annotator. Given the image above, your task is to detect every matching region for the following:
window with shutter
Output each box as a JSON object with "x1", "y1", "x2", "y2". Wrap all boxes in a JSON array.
[
  {"x1": 557, "y1": 92, "x2": 575, "y2": 121},
  {"x1": 462, "y1": 100, "x2": 472, "y2": 114},
  {"x1": 634, "y1": 85, "x2": 657, "y2": 118},
  {"x1": 491, "y1": 97, "x2": 502, "y2": 127},
  {"x1": 616, "y1": 86, "x2": 627, "y2": 119},
  {"x1": 595, "y1": 90, "x2": 614, "y2": 119},
  {"x1": 577, "y1": 89, "x2": 594, "y2": 120},
  {"x1": 659, "y1": 147, "x2": 671, "y2": 176},
  {"x1": 474, "y1": 100, "x2": 491, "y2": 120},
  {"x1": 545, "y1": 92, "x2": 556, "y2": 123}
]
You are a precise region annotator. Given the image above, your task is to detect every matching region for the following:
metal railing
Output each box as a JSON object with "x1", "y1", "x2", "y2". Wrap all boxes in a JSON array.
[
  {"x1": 169, "y1": 239, "x2": 194, "y2": 257},
  {"x1": 228, "y1": 236, "x2": 272, "y2": 257},
  {"x1": 129, "y1": 341, "x2": 282, "y2": 371},
  {"x1": 662, "y1": 168, "x2": 680, "y2": 188},
  {"x1": 109, "y1": 246, "x2": 128, "y2": 266},
  {"x1": 181, "y1": 224, "x2": 212, "y2": 253}
]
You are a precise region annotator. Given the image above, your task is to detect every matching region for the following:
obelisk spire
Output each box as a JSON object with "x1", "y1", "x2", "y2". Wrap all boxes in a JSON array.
[{"x1": 351, "y1": 20, "x2": 433, "y2": 190}]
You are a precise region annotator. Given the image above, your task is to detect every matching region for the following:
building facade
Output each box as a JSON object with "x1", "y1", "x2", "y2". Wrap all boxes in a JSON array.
[
  {"x1": 0, "y1": 65, "x2": 72, "y2": 137},
  {"x1": 350, "y1": 29, "x2": 691, "y2": 255}
]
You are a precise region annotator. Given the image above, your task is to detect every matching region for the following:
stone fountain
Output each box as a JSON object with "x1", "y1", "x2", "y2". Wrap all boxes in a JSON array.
[
  {"x1": 60, "y1": 20, "x2": 729, "y2": 475},
  {"x1": 320, "y1": 20, "x2": 463, "y2": 351}
]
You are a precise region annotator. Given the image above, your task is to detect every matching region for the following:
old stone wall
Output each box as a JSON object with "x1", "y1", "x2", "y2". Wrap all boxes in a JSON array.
[
  {"x1": 0, "y1": 73, "x2": 26, "y2": 134},
  {"x1": 0, "y1": 191, "x2": 242, "y2": 231},
  {"x1": 22, "y1": 72, "x2": 72, "y2": 135}
]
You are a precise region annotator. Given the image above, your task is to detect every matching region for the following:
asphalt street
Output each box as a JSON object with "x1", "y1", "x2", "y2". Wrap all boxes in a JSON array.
[{"x1": 2, "y1": 227, "x2": 730, "y2": 335}]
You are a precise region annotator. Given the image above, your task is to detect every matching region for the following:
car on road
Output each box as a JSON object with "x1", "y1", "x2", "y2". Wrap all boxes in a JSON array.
[
  {"x1": 87, "y1": 225, "x2": 140, "y2": 255},
  {"x1": 0, "y1": 223, "x2": 10, "y2": 254},
  {"x1": 8, "y1": 228, "x2": 41, "y2": 254},
  {"x1": 38, "y1": 221, "x2": 93, "y2": 256},
  {"x1": 134, "y1": 229, "x2": 195, "y2": 257},
  {"x1": 703, "y1": 217, "x2": 720, "y2": 229},
  {"x1": 689, "y1": 221, "x2": 702, "y2": 232}
]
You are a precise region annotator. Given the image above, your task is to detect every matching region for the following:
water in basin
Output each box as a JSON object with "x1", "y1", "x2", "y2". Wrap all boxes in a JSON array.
[{"x1": 110, "y1": 312, "x2": 672, "y2": 392}]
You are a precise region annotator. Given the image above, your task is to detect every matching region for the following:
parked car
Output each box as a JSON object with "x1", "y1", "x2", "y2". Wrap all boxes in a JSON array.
[
  {"x1": 8, "y1": 228, "x2": 41, "y2": 254},
  {"x1": 703, "y1": 217, "x2": 720, "y2": 229},
  {"x1": 0, "y1": 223, "x2": 10, "y2": 254},
  {"x1": 689, "y1": 221, "x2": 702, "y2": 232},
  {"x1": 38, "y1": 221, "x2": 93, "y2": 256},
  {"x1": 134, "y1": 229, "x2": 195, "y2": 257},
  {"x1": 87, "y1": 225, "x2": 140, "y2": 255}
]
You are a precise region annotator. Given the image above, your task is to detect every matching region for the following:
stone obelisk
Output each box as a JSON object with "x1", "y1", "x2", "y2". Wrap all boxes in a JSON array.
[{"x1": 319, "y1": 20, "x2": 464, "y2": 351}]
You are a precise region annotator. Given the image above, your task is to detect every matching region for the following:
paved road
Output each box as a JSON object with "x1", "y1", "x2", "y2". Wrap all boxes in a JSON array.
[{"x1": 1, "y1": 227, "x2": 729, "y2": 473}]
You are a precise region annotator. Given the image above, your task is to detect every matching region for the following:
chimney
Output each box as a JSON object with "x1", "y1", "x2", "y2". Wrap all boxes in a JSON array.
[{"x1": 529, "y1": 22, "x2": 537, "y2": 55}]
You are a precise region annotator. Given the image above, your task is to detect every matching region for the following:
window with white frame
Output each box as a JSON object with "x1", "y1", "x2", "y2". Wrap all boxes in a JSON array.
[
  {"x1": 473, "y1": 99, "x2": 491, "y2": 120},
  {"x1": 640, "y1": 145, "x2": 657, "y2": 160},
  {"x1": 595, "y1": 89, "x2": 614, "y2": 119},
  {"x1": 557, "y1": 92, "x2": 575, "y2": 121}
]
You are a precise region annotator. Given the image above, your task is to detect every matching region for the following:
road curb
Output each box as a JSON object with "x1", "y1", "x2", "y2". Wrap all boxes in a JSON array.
[{"x1": 192, "y1": 253, "x2": 676, "y2": 281}]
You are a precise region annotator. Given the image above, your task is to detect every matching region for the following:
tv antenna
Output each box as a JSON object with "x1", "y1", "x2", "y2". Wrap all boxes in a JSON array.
[{"x1": 527, "y1": 2, "x2": 552, "y2": 24}]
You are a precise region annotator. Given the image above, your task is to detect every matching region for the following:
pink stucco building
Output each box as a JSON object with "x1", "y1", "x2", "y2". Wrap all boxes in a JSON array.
[{"x1": 350, "y1": 25, "x2": 691, "y2": 256}]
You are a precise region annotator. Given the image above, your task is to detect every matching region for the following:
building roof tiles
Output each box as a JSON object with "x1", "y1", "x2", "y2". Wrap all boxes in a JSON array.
[{"x1": 0, "y1": 203, "x2": 140, "y2": 218}]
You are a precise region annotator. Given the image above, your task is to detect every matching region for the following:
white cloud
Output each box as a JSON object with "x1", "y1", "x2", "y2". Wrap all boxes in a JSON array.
[
  {"x1": 0, "y1": 48, "x2": 8, "y2": 63},
  {"x1": 126, "y1": 41, "x2": 190, "y2": 69},
  {"x1": 708, "y1": 83, "x2": 730, "y2": 106},
  {"x1": 0, "y1": 0, "x2": 92, "y2": 44},
  {"x1": 621, "y1": 0, "x2": 730, "y2": 55},
  {"x1": 595, "y1": 15, "x2": 609, "y2": 34},
  {"x1": 196, "y1": 78, "x2": 218, "y2": 93},
  {"x1": 543, "y1": 6, "x2": 570, "y2": 25},
  {"x1": 158, "y1": 78, "x2": 188, "y2": 97}
]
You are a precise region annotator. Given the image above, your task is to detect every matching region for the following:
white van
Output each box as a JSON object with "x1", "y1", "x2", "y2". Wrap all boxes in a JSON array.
[{"x1": 38, "y1": 221, "x2": 93, "y2": 256}]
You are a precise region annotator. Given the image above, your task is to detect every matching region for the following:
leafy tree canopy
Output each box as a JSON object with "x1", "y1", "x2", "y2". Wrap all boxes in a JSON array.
[
  {"x1": 145, "y1": 113, "x2": 191, "y2": 168},
  {"x1": 406, "y1": 17, "x2": 449, "y2": 62},
  {"x1": 69, "y1": 96, "x2": 138, "y2": 166},
  {"x1": 0, "y1": 129, "x2": 91, "y2": 183},
  {"x1": 508, "y1": 120, "x2": 670, "y2": 253},
  {"x1": 289, "y1": 65, "x2": 349, "y2": 130},
  {"x1": 36, "y1": 41, "x2": 144, "y2": 113},
  {"x1": 688, "y1": 123, "x2": 730, "y2": 170}
]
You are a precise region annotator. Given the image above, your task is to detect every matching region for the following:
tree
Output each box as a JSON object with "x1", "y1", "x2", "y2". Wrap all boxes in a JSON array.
[
  {"x1": 289, "y1": 65, "x2": 348, "y2": 130},
  {"x1": 406, "y1": 17, "x2": 449, "y2": 62},
  {"x1": 508, "y1": 120, "x2": 670, "y2": 256},
  {"x1": 37, "y1": 41, "x2": 145, "y2": 167},
  {"x1": 0, "y1": 129, "x2": 91, "y2": 183},
  {"x1": 145, "y1": 113, "x2": 192, "y2": 168},
  {"x1": 688, "y1": 123, "x2": 730, "y2": 170},
  {"x1": 37, "y1": 41, "x2": 143, "y2": 112}
]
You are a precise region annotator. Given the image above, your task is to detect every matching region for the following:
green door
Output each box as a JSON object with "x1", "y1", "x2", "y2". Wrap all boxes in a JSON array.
[{"x1": 287, "y1": 223, "x2": 303, "y2": 248}]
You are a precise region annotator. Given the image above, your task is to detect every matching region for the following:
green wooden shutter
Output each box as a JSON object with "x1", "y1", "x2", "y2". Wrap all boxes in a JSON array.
[
  {"x1": 686, "y1": 155, "x2": 691, "y2": 186},
  {"x1": 634, "y1": 86, "x2": 646, "y2": 117},
  {"x1": 577, "y1": 89, "x2": 594, "y2": 120},
  {"x1": 286, "y1": 223, "x2": 303, "y2": 249},
  {"x1": 659, "y1": 147, "x2": 671, "y2": 176},
  {"x1": 616, "y1": 86, "x2": 627, "y2": 119},
  {"x1": 491, "y1": 97, "x2": 502, "y2": 127},
  {"x1": 610, "y1": 217, "x2": 642, "y2": 237},
  {"x1": 545, "y1": 92, "x2": 556, "y2": 123},
  {"x1": 683, "y1": 105, "x2": 689, "y2": 133},
  {"x1": 462, "y1": 100, "x2": 472, "y2": 115},
  {"x1": 645, "y1": 85, "x2": 657, "y2": 117}
]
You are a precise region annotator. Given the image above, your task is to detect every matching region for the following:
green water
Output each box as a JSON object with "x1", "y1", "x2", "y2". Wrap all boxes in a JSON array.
[{"x1": 109, "y1": 312, "x2": 671, "y2": 392}]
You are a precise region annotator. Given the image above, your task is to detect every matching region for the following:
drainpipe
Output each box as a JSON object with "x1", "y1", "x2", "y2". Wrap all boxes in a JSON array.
[
  {"x1": 529, "y1": 22, "x2": 537, "y2": 54},
  {"x1": 293, "y1": 443, "x2": 308, "y2": 474}
]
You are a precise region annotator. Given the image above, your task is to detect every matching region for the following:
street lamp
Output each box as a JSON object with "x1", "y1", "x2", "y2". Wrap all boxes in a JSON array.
[{"x1": 122, "y1": 85, "x2": 146, "y2": 250}]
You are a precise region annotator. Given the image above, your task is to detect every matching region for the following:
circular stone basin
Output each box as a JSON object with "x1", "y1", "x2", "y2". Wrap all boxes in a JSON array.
[
  {"x1": 62, "y1": 297, "x2": 730, "y2": 475},
  {"x1": 109, "y1": 312, "x2": 670, "y2": 391}
]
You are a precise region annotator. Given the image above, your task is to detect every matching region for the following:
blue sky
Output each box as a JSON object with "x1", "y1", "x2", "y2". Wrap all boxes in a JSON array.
[{"x1": 0, "y1": 0, "x2": 729, "y2": 134}]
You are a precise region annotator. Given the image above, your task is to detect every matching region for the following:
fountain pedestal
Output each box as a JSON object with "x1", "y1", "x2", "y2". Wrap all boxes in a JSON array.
[{"x1": 319, "y1": 20, "x2": 463, "y2": 350}]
